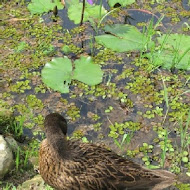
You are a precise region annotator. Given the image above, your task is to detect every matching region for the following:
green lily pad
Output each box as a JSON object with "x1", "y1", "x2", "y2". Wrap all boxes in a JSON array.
[
  {"x1": 108, "y1": 0, "x2": 135, "y2": 7},
  {"x1": 73, "y1": 56, "x2": 103, "y2": 85},
  {"x1": 41, "y1": 57, "x2": 72, "y2": 93},
  {"x1": 28, "y1": 0, "x2": 64, "y2": 14},
  {"x1": 67, "y1": 0, "x2": 107, "y2": 24},
  {"x1": 95, "y1": 24, "x2": 150, "y2": 52},
  {"x1": 41, "y1": 56, "x2": 103, "y2": 93}
]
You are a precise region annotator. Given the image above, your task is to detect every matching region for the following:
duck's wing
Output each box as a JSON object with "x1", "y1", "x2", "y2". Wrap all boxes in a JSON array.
[{"x1": 70, "y1": 141, "x2": 176, "y2": 190}]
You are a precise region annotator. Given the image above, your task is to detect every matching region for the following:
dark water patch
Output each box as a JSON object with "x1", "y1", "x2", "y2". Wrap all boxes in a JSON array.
[
  {"x1": 23, "y1": 128, "x2": 33, "y2": 138},
  {"x1": 127, "y1": 9, "x2": 161, "y2": 27},
  {"x1": 96, "y1": 0, "x2": 110, "y2": 11},
  {"x1": 58, "y1": 8, "x2": 79, "y2": 30},
  {"x1": 182, "y1": 0, "x2": 190, "y2": 10}
]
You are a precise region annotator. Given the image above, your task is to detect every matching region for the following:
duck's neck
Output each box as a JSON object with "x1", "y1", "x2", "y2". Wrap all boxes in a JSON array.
[{"x1": 46, "y1": 127, "x2": 69, "y2": 159}]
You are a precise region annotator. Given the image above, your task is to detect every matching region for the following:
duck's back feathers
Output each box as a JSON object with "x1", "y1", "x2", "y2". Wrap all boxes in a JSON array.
[{"x1": 40, "y1": 138, "x2": 175, "y2": 190}]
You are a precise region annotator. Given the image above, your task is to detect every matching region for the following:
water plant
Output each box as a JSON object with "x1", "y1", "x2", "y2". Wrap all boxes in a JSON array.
[
  {"x1": 95, "y1": 24, "x2": 151, "y2": 52},
  {"x1": 105, "y1": 106, "x2": 113, "y2": 113},
  {"x1": 12, "y1": 117, "x2": 24, "y2": 140},
  {"x1": 67, "y1": 0, "x2": 107, "y2": 25},
  {"x1": 1, "y1": 183, "x2": 16, "y2": 190},
  {"x1": 109, "y1": 121, "x2": 141, "y2": 139},
  {"x1": 114, "y1": 132, "x2": 133, "y2": 150},
  {"x1": 1, "y1": 0, "x2": 190, "y2": 188},
  {"x1": 15, "y1": 147, "x2": 21, "y2": 171},
  {"x1": 179, "y1": 111, "x2": 190, "y2": 151},
  {"x1": 28, "y1": 0, "x2": 64, "y2": 14},
  {"x1": 146, "y1": 34, "x2": 190, "y2": 70},
  {"x1": 42, "y1": 56, "x2": 103, "y2": 93}
]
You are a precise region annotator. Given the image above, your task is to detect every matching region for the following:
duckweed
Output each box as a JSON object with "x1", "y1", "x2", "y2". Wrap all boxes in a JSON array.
[
  {"x1": 10, "y1": 80, "x2": 31, "y2": 93},
  {"x1": 32, "y1": 114, "x2": 44, "y2": 126},
  {"x1": 139, "y1": 143, "x2": 154, "y2": 153},
  {"x1": 109, "y1": 121, "x2": 141, "y2": 139},
  {"x1": 115, "y1": 68, "x2": 134, "y2": 81},
  {"x1": 66, "y1": 105, "x2": 80, "y2": 121},
  {"x1": 105, "y1": 106, "x2": 113, "y2": 113},
  {"x1": 126, "y1": 149, "x2": 139, "y2": 158},
  {"x1": 34, "y1": 84, "x2": 46, "y2": 93},
  {"x1": 93, "y1": 122, "x2": 102, "y2": 131},
  {"x1": 26, "y1": 95, "x2": 44, "y2": 110},
  {"x1": 91, "y1": 114, "x2": 100, "y2": 121},
  {"x1": 72, "y1": 130, "x2": 84, "y2": 139},
  {"x1": 1, "y1": 0, "x2": 190, "y2": 187}
]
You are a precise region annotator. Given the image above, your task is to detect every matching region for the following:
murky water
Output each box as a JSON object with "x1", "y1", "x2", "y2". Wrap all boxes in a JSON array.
[{"x1": 1, "y1": 0, "x2": 190, "y2": 189}]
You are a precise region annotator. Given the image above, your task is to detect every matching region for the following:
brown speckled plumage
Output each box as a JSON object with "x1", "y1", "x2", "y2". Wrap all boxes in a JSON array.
[{"x1": 39, "y1": 113, "x2": 176, "y2": 190}]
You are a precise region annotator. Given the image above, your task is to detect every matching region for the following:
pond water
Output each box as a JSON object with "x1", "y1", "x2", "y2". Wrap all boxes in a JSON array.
[{"x1": 0, "y1": 0, "x2": 190, "y2": 189}]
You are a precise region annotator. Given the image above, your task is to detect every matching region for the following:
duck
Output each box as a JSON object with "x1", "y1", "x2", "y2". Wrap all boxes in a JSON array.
[{"x1": 39, "y1": 113, "x2": 176, "y2": 190}]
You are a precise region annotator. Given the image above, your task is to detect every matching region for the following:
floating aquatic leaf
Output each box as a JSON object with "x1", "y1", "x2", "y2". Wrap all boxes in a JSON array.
[
  {"x1": 95, "y1": 24, "x2": 150, "y2": 52},
  {"x1": 28, "y1": 0, "x2": 64, "y2": 14},
  {"x1": 41, "y1": 57, "x2": 72, "y2": 93},
  {"x1": 67, "y1": 0, "x2": 107, "y2": 24},
  {"x1": 73, "y1": 56, "x2": 103, "y2": 85},
  {"x1": 42, "y1": 56, "x2": 103, "y2": 93}
]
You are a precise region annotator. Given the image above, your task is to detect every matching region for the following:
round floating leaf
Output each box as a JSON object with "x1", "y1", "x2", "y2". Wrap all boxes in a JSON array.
[
  {"x1": 73, "y1": 56, "x2": 103, "y2": 85},
  {"x1": 41, "y1": 57, "x2": 72, "y2": 93},
  {"x1": 67, "y1": 0, "x2": 107, "y2": 24},
  {"x1": 28, "y1": 0, "x2": 64, "y2": 14}
]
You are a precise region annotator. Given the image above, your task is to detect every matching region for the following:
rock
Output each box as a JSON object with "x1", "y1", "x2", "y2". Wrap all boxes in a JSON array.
[
  {"x1": 0, "y1": 135, "x2": 14, "y2": 179},
  {"x1": 5, "y1": 136, "x2": 19, "y2": 154},
  {"x1": 17, "y1": 175, "x2": 50, "y2": 190}
]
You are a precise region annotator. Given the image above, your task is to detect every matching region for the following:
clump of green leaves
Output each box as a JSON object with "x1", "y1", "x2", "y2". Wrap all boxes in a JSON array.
[
  {"x1": 10, "y1": 80, "x2": 31, "y2": 93},
  {"x1": 105, "y1": 106, "x2": 113, "y2": 113},
  {"x1": 145, "y1": 34, "x2": 190, "y2": 70},
  {"x1": 0, "y1": 112, "x2": 25, "y2": 141},
  {"x1": 93, "y1": 122, "x2": 102, "y2": 131},
  {"x1": 140, "y1": 143, "x2": 154, "y2": 166},
  {"x1": 66, "y1": 105, "x2": 80, "y2": 121},
  {"x1": 26, "y1": 95, "x2": 44, "y2": 110},
  {"x1": 109, "y1": 121, "x2": 141, "y2": 139},
  {"x1": 72, "y1": 130, "x2": 84, "y2": 139},
  {"x1": 42, "y1": 56, "x2": 103, "y2": 93},
  {"x1": 114, "y1": 133, "x2": 134, "y2": 150},
  {"x1": 175, "y1": 183, "x2": 190, "y2": 190}
]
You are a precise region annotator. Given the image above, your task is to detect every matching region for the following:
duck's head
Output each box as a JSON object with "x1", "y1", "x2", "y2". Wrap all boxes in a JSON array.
[
  {"x1": 44, "y1": 113, "x2": 67, "y2": 136},
  {"x1": 44, "y1": 113, "x2": 69, "y2": 159}
]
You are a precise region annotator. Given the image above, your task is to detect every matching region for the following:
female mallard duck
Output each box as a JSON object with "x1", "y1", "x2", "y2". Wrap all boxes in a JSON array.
[{"x1": 39, "y1": 113, "x2": 176, "y2": 190}]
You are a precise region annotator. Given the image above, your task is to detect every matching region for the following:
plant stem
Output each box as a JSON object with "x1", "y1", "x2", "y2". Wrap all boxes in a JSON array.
[
  {"x1": 99, "y1": 0, "x2": 102, "y2": 20},
  {"x1": 80, "y1": 0, "x2": 85, "y2": 26}
]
